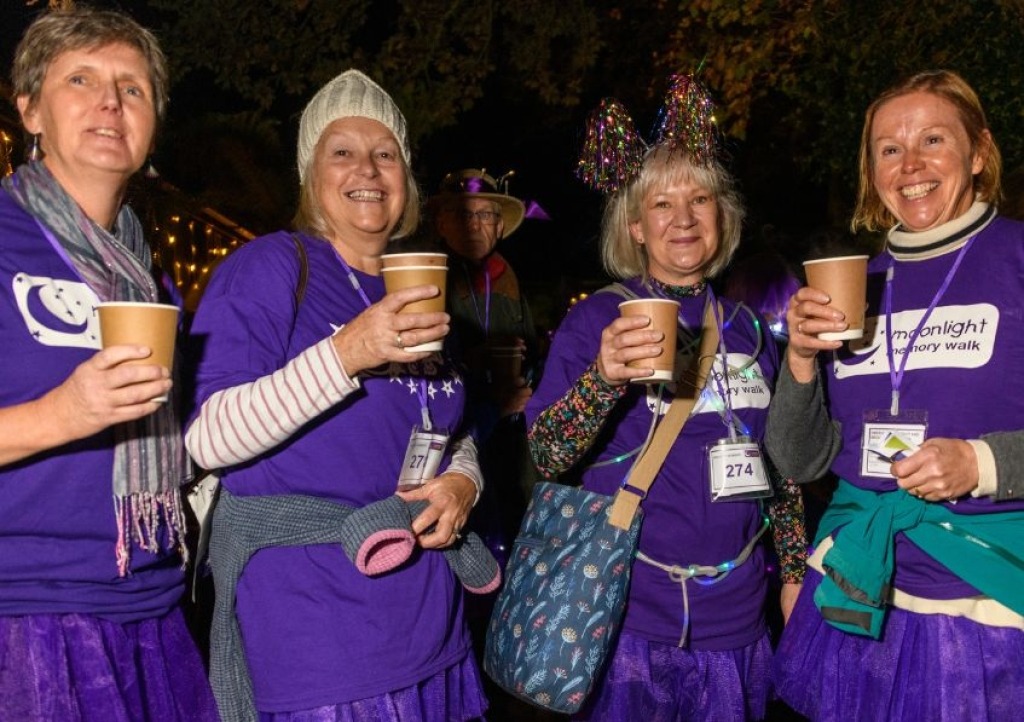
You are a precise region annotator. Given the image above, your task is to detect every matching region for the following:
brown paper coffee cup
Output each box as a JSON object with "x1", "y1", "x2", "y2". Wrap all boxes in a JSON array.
[
  {"x1": 486, "y1": 344, "x2": 525, "y2": 386},
  {"x1": 618, "y1": 298, "x2": 679, "y2": 383},
  {"x1": 97, "y1": 302, "x2": 179, "y2": 402},
  {"x1": 381, "y1": 252, "x2": 448, "y2": 269},
  {"x1": 802, "y1": 255, "x2": 869, "y2": 341},
  {"x1": 381, "y1": 265, "x2": 448, "y2": 352}
]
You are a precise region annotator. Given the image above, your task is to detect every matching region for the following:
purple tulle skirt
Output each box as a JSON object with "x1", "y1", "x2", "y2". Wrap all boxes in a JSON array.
[
  {"x1": 775, "y1": 569, "x2": 1024, "y2": 721},
  {"x1": 258, "y1": 653, "x2": 488, "y2": 722},
  {"x1": 573, "y1": 629, "x2": 773, "y2": 722},
  {"x1": 0, "y1": 607, "x2": 218, "y2": 722}
]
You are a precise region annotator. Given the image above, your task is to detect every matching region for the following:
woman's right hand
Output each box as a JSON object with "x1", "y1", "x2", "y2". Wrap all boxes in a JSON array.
[
  {"x1": 595, "y1": 314, "x2": 666, "y2": 386},
  {"x1": 45, "y1": 345, "x2": 171, "y2": 441},
  {"x1": 331, "y1": 284, "x2": 450, "y2": 376},
  {"x1": 785, "y1": 286, "x2": 846, "y2": 382}
]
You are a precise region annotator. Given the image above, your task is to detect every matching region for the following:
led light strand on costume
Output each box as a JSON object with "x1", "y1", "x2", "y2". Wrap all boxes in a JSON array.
[
  {"x1": 884, "y1": 234, "x2": 977, "y2": 416},
  {"x1": 641, "y1": 278, "x2": 706, "y2": 363},
  {"x1": 644, "y1": 278, "x2": 764, "y2": 377},
  {"x1": 642, "y1": 276, "x2": 704, "y2": 331},
  {"x1": 700, "y1": 313, "x2": 764, "y2": 437},
  {"x1": 636, "y1": 513, "x2": 770, "y2": 647},
  {"x1": 330, "y1": 242, "x2": 435, "y2": 429},
  {"x1": 463, "y1": 261, "x2": 491, "y2": 335},
  {"x1": 690, "y1": 512, "x2": 770, "y2": 585},
  {"x1": 700, "y1": 288, "x2": 757, "y2": 439},
  {"x1": 722, "y1": 304, "x2": 764, "y2": 377},
  {"x1": 706, "y1": 287, "x2": 739, "y2": 440},
  {"x1": 612, "y1": 382, "x2": 667, "y2": 487},
  {"x1": 586, "y1": 446, "x2": 643, "y2": 469}
]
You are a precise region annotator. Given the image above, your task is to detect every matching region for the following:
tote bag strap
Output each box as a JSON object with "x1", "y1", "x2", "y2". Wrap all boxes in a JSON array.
[{"x1": 608, "y1": 300, "x2": 721, "y2": 530}]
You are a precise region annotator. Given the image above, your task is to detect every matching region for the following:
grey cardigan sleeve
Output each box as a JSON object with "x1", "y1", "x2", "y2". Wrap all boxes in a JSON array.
[
  {"x1": 764, "y1": 357, "x2": 843, "y2": 483},
  {"x1": 980, "y1": 431, "x2": 1024, "y2": 501}
]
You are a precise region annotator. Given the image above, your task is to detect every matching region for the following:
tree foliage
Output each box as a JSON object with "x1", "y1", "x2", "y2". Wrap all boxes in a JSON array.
[
  {"x1": 660, "y1": 0, "x2": 1024, "y2": 189},
  {"x1": 144, "y1": 0, "x2": 1024, "y2": 231},
  {"x1": 149, "y1": 0, "x2": 601, "y2": 144}
]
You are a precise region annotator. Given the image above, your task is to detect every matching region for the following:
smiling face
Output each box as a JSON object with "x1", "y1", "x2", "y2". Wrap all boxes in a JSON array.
[
  {"x1": 629, "y1": 175, "x2": 720, "y2": 287},
  {"x1": 17, "y1": 42, "x2": 156, "y2": 195},
  {"x1": 312, "y1": 116, "x2": 407, "y2": 265},
  {"x1": 870, "y1": 91, "x2": 986, "y2": 232}
]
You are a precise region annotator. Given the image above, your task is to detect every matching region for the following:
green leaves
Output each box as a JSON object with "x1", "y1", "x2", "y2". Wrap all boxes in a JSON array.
[{"x1": 150, "y1": 0, "x2": 602, "y2": 142}]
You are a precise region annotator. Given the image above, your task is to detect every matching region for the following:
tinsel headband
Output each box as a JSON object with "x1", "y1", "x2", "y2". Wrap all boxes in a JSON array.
[{"x1": 577, "y1": 73, "x2": 718, "y2": 194}]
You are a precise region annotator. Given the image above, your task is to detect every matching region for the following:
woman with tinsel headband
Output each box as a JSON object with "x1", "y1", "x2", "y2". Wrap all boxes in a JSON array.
[{"x1": 524, "y1": 76, "x2": 808, "y2": 721}]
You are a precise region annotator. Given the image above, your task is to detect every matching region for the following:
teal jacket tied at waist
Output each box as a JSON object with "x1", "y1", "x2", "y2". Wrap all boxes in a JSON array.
[{"x1": 814, "y1": 479, "x2": 1024, "y2": 638}]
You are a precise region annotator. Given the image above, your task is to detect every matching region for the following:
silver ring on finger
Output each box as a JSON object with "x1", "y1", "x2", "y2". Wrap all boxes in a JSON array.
[
  {"x1": 396, "y1": 332, "x2": 404, "y2": 349},
  {"x1": 797, "y1": 322, "x2": 805, "y2": 335}
]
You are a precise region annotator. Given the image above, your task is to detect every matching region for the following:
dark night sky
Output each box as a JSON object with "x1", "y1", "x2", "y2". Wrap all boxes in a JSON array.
[{"x1": 0, "y1": 1, "x2": 833, "y2": 330}]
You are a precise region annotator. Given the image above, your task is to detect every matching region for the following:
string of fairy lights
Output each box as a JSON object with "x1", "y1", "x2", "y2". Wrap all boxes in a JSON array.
[
  {"x1": 0, "y1": 125, "x2": 252, "y2": 303},
  {"x1": 129, "y1": 178, "x2": 253, "y2": 304}
]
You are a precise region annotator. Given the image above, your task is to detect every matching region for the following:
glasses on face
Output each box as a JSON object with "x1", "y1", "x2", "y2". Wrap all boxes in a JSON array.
[{"x1": 456, "y1": 209, "x2": 502, "y2": 226}]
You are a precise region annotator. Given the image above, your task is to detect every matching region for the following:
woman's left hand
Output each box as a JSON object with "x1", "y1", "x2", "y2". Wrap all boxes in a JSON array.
[
  {"x1": 892, "y1": 438, "x2": 978, "y2": 502},
  {"x1": 398, "y1": 471, "x2": 476, "y2": 549},
  {"x1": 780, "y1": 582, "x2": 802, "y2": 625}
]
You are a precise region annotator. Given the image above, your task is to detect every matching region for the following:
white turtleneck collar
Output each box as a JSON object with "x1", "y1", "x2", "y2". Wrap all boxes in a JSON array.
[{"x1": 886, "y1": 201, "x2": 997, "y2": 261}]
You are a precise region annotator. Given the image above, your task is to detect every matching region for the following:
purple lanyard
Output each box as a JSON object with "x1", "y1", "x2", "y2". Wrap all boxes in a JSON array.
[
  {"x1": 413, "y1": 377, "x2": 433, "y2": 430},
  {"x1": 331, "y1": 243, "x2": 433, "y2": 429},
  {"x1": 34, "y1": 218, "x2": 86, "y2": 284},
  {"x1": 330, "y1": 244, "x2": 373, "y2": 309},
  {"x1": 463, "y1": 263, "x2": 491, "y2": 336},
  {"x1": 884, "y1": 235, "x2": 976, "y2": 416}
]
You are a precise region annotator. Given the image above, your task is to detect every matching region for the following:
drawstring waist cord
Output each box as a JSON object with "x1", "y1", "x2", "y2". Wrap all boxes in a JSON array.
[{"x1": 636, "y1": 515, "x2": 770, "y2": 647}]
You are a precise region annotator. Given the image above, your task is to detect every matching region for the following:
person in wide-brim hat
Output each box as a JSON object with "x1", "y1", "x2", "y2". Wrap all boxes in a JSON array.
[
  {"x1": 429, "y1": 169, "x2": 526, "y2": 262},
  {"x1": 427, "y1": 167, "x2": 544, "y2": 586}
]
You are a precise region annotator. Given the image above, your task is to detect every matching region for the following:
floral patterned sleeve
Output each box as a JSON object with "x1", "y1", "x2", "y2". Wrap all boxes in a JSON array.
[
  {"x1": 766, "y1": 462, "x2": 808, "y2": 584},
  {"x1": 528, "y1": 362, "x2": 627, "y2": 479}
]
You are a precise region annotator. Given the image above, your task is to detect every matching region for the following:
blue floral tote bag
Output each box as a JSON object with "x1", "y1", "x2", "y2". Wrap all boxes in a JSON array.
[{"x1": 483, "y1": 481, "x2": 643, "y2": 713}]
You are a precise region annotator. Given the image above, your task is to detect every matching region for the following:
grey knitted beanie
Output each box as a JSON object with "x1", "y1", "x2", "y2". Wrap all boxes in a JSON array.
[{"x1": 296, "y1": 69, "x2": 409, "y2": 184}]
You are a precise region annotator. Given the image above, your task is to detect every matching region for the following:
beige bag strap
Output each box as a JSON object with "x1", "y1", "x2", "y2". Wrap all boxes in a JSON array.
[{"x1": 608, "y1": 301, "x2": 721, "y2": 530}]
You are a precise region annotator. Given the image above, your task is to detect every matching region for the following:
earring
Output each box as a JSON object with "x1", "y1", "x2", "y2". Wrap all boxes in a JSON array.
[
  {"x1": 143, "y1": 156, "x2": 159, "y2": 179},
  {"x1": 27, "y1": 134, "x2": 42, "y2": 162}
]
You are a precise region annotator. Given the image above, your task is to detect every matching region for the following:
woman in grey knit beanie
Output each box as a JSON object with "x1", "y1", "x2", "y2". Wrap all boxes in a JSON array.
[{"x1": 187, "y1": 68, "x2": 489, "y2": 721}]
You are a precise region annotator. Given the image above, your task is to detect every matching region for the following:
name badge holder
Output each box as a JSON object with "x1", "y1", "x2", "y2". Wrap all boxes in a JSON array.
[
  {"x1": 860, "y1": 237, "x2": 974, "y2": 479},
  {"x1": 700, "y1": 294, "x2": 772, "y2": 502},
  {"x1": 860, "y1": 409, "x2": 927, "y2": 479},
  {"x1": 707, "y1": 436, "x2": 772, "y2": 502},
  {"x1": 398, "y1": 425, "x2": 450, "y2": 491}
]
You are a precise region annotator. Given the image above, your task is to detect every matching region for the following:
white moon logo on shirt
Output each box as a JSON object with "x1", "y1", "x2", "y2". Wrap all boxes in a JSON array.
[{"x1": 12, "y1": 273, "x2": 101, "y2": 349}]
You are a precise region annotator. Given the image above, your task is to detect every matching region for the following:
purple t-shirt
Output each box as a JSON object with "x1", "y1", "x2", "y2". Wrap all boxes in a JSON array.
[
  {"x1": 526, "y1": 278, "x2": 779, "y2": 650},
  {"x1": 0, "y1": 189, "x2": 185, "y2": 623},
  {"x1": 823, "y1": 216, "x2": 1024, "y2": 599},
  {"x1": 189, "y1": 232, "x2": 471, "y2": 711}
]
